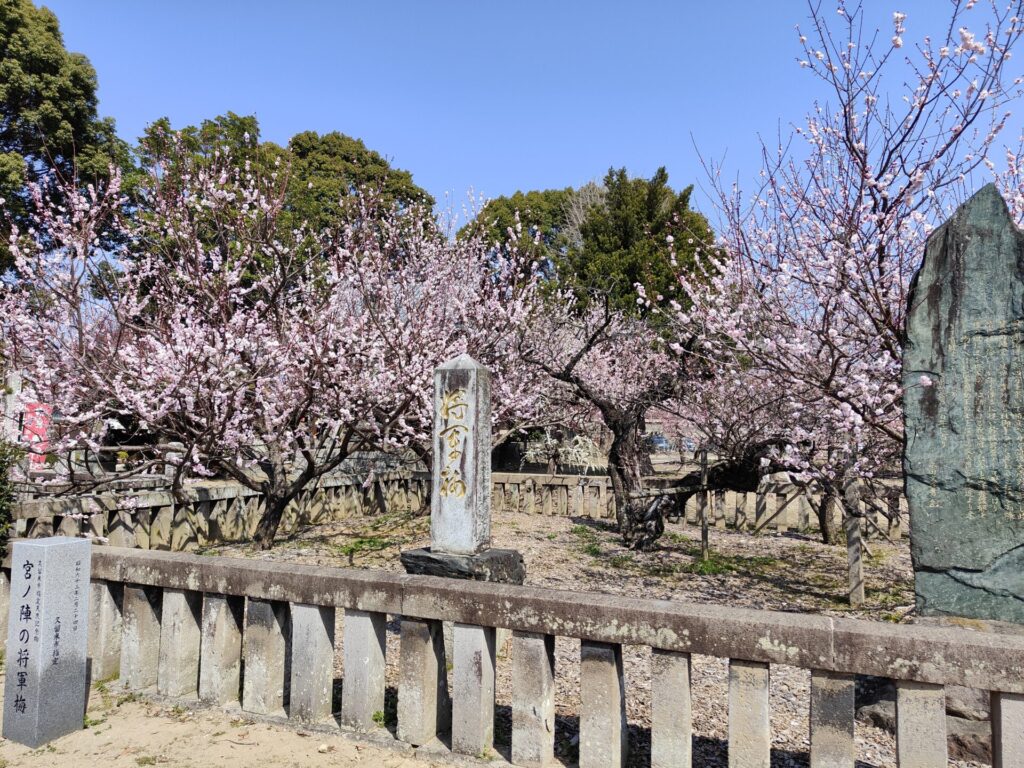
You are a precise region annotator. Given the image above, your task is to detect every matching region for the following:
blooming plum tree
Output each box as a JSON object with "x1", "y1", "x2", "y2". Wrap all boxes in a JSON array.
[
  {"x1": 1, "y1": 144, "x2": 553, "y2": 548},
  {"x1": 674, "y1": 0, "x2": 1024, "y2": 525},
  {"x1": 522, "y1": 293, "x2": 689, "y2": 549}
]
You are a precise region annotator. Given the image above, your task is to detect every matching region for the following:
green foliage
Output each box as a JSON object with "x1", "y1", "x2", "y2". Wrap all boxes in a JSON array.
[
  {"x1": 0, "y1": 0, "x2": 134, "y2": 270},
  {"x1": 287, "y1": 130, "x2": 433, "y2": 228},
  {"x1": 458, "y1": 187, "x2": 572, "y2": 270},
  {"x1": 336, "y1": 535, "x2": 392, "y2": 564},
  {"x1": 561, "y1": 167, "x2": 713, "y2": 315},
  {"x1": 0, "y1": 441, "x2": 22, "y2": 559},
  {"x1": 137, "y1": 113, "x2": 432, "y2": 235},
  {"x1": 460, "y1": 167, "x2": 713, "y2": 313}
]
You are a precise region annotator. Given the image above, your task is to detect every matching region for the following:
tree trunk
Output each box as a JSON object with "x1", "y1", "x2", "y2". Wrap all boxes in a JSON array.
[
  {"x1": 607, "y1": 422, "x2": 663, "y2": 550},
  {"x1": 253, "y1": 494, "x2": 292, "y2": 550},
  {"x1": 699, "y1": 449, "x2": 710, "y2": 561},
  {"x1": 816, "y1": 490, "x2": 840, "y2": 545}
]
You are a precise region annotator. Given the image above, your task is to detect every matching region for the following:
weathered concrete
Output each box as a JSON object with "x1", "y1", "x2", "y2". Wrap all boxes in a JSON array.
[
  {"x1": 88, "y1": 580, "x2": 122, "y2": 681},
  {"x1": 90, "y1": 547, "x2": 404, "y2": 616},
  {"x1": 397, "y1": 618, "x2": 450, "y2": 746},
  {"x1": 83, "y1": 547, "x2": 1024, "y2": 694},
  {"x1": 904, "y1": 184, "x2": 1024, "y2": 623},
  {"x1": 198, "y1": 593, "x2": 243, "y2": 706},
  {"x1": 242, "y1": 598, "x2": 289, "y2": 716},
  {"x1": 157, "y1": 588, "x2": 201, "y2": 698},
  {"x1": 511, "y1": 631, "x2": 556, "y2": 768},
  {"x1": 399, "y1": 547, "x2": 525, "y2": 584},
  {"x1": 579, "y1": 641, "x2": 627, "y2": 768},
  {"x1": 120, "y1": 584, "x2": 161, "y2": 690},
  {"x1": 341, "y1": 608, "x2": 386, "y2": 731},
  {"x1": 452, "y1": 623, "x2": 496, "y2": 756},
  {"x1": 992, "y1": 691, "x2": 1024, "y2": 768},
  {"x1": 810, "y1": 669, "x2": 855, "y2": 768},
  {"x1": 431, "y1": 354, "x2": 491, "y2": 555},
  {"x1": 2, "y1": 537, "x2": 91, "y2": 749},
  {"x1": 651, "y1": 649, "x2": 691, "y2": 768},
  {"x1": 728, "y1": 659, "x2": 770, "y2": 768},
  {"x1": 289, "y1": 603, "x2": 334, "y2": 723},
  {"x1": 896, "y1": 680, "x2": 947, "y2": 767}
]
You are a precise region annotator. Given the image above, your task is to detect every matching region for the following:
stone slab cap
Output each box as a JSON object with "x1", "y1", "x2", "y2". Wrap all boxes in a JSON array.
[
  {"x1": 399, "y1": 547, "x2": 525, "y2": 584},
  {"x1": 90, "y1": 546, "x2": 403, "y2": 614}
]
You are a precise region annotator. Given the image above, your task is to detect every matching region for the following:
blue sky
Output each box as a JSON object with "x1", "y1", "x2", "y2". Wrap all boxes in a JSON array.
[{"x1": 42, "y1": 1, "x2": 1005, "y2": 219}]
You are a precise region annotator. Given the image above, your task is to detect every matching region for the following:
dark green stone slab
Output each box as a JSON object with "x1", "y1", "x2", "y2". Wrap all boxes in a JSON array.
[{"x1": 904, "y1": 184, "x2": 1024, "y2": 623}]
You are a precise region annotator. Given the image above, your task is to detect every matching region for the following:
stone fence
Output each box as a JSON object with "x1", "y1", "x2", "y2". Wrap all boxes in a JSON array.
[
  {"x1": 11, "y1": 471, "x2": 908, "y2": 551},
  {"x1": 12, "y1": 471, "x2": 429, "y2": 550},
  {"x1": 0, "y1": 546, "x2": 1019, "y2": 766},
  {"x1": 492, "y1": 473, "x2": 908, "y2": 539}
]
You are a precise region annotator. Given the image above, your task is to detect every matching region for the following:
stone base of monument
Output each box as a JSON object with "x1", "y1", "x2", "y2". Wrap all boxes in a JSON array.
[{"x1": 399, "y1": 547, "x2": 526, "y2": 585}]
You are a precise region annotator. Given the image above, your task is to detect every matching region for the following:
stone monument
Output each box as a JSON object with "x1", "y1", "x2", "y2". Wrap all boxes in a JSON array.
[
  {"x1": 904, "y1": 184, "x2": 1024, "y2": 623},
  {"x1": 2, "y1": 537, "x2": 92, "y2": 748},
  {"x1": 401, "y1": 354, "x2": 525, "y2": 582}
]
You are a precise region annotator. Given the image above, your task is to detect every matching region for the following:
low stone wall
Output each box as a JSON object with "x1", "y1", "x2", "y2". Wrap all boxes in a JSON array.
[
  {"x1": 0, "y1": 546, "x2": 1019, "y2": 766},
  {"x1": 12, "y1": 471, "x2": 429, "y2": 550},
  {"x1": 12, "y1": 471, "x2": 908, "y2": 552},
  {"x1": 492, "y1": 472, "x2": 908, "y2": 538}
]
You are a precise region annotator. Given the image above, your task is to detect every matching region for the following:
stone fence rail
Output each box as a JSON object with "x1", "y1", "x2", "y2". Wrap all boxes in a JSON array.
[
  {"x1": 12, "y1": 471, "x2": 430, "y2": 550},
  {"x1": 11, "y1": 472, "x2": 908, "y2": 551},
  {"x1": 491, "y1": 473, "x2": 908, "y2": 539},
  {"x1": 0, "y1": 546, "x2": 1019, "y2": 766}
]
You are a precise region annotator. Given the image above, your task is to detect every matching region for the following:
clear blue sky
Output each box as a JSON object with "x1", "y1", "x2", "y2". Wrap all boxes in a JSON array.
[{"x1": 41, "y1": 1, "x2": 1003, "y2": 219}]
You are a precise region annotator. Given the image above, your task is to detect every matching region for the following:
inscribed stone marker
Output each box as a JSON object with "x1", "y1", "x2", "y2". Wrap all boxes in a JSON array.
[
  {"x1": 2, "y1": 537, "x2": 91, "y2": 748},
  {"x1": 431, "y1": 354, "x2": 491, "y2": 555},
  {"x1": 904, "y1": 184, "x2": 1024, "y2": 623}
]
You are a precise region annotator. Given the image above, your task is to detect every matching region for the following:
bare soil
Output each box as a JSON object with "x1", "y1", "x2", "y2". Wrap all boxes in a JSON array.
[{"x1": 0, "y1": 685, "x2": 445, "y2": 768}]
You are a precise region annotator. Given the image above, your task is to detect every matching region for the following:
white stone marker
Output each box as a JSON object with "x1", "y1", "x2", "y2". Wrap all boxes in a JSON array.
[
  {"x1": 2, "y1": 537, "x2": 91, "y2": 748},
  {"x1": 430, "y1": 354, "x2": 491, "y2": 555}
]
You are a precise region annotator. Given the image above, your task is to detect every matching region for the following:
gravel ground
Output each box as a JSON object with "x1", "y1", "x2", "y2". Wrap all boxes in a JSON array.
[{"x1": 201, "y1": 509, "x2": 974, "y2": 768}]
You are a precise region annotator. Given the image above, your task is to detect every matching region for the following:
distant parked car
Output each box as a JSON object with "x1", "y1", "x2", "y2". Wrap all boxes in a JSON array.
[{"x1": 644, "y1": 434, "x2": 673, "y2": 453}]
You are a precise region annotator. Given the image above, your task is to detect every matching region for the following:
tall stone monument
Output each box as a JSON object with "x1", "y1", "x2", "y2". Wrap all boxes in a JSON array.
[
  {"x1": 904, "y1": 184, "x2": 1024, "y2": 623},
  {"x1": 401, "y1": 354, "x2": 524, "y2": 581},
  {"x1": 3, "y1": 537, "x2": 92, "y2": 747}
]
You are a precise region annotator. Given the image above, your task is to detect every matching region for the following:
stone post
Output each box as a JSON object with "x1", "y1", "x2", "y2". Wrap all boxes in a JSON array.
[
  {"x1": 431, "y1": 354, "x2": 491, "y2": 555},
  {"x1": 157, "y1": 588, "x2": 201, "y2": 698},
  {"x1": 2, "y1": 537, "x2": 91, "y2": 748},
  {"x1": 580, "y1": 641, "x2": 628, "y2": 768},
  {"x1": 511, "y1": 631, "x2": 556, "y2": 768},
  {"x1": 341, "y1": 608, "x2": 386, "y2": 730},
  {"x1": 728, "y1": 659, "x2": 771, "y2": 768}
]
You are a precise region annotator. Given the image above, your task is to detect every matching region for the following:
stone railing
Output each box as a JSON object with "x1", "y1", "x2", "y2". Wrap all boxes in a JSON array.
[
  {"x1": 12, "y1": 472, "x2": 429, "y2": 550},
  {"x1": 492, "y1": 472, "x2": 908, "y2": 539},
  {"x1": 12, "y1": 471, "x2": 907, "y2": 552},
  {"x1": 1, "y1": 546, "x2": 1020, "y2": 766}
]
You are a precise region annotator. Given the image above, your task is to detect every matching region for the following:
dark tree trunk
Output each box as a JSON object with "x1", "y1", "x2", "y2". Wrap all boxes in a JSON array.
[
  {"x1": 607, "y1": 421, "x2": 664, "y2": 551},
  {"x1": 816, "y1": 489, "x2": 840, "y2": 545},
  {"x1": 253, "y1": 493, "x2": 292, "y2": 550}
]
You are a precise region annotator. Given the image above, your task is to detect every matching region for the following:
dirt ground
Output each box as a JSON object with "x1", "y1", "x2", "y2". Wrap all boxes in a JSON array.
[{"x1": 0, "y1": 685, "x2": 450, "y2": 768}]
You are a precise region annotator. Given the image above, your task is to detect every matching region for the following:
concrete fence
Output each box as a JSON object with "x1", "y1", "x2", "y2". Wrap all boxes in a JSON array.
[
  {"x1": 12, "y1": 472, "x2": 908, "y2": 551},
  {"x1": 12, "y1": 472, "x2": 430, "y2": 550},
  {"x1": 1, "y1": 546, "x2": 1020, "y2": 766},
  {"x1": 492, "y1": 473, "x2": 908, "y2": 539}
]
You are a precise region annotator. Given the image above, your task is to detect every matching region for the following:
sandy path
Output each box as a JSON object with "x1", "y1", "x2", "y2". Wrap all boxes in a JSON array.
[{"x1": 0, "y1": 683, "x2": 447, "y2": 768}]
